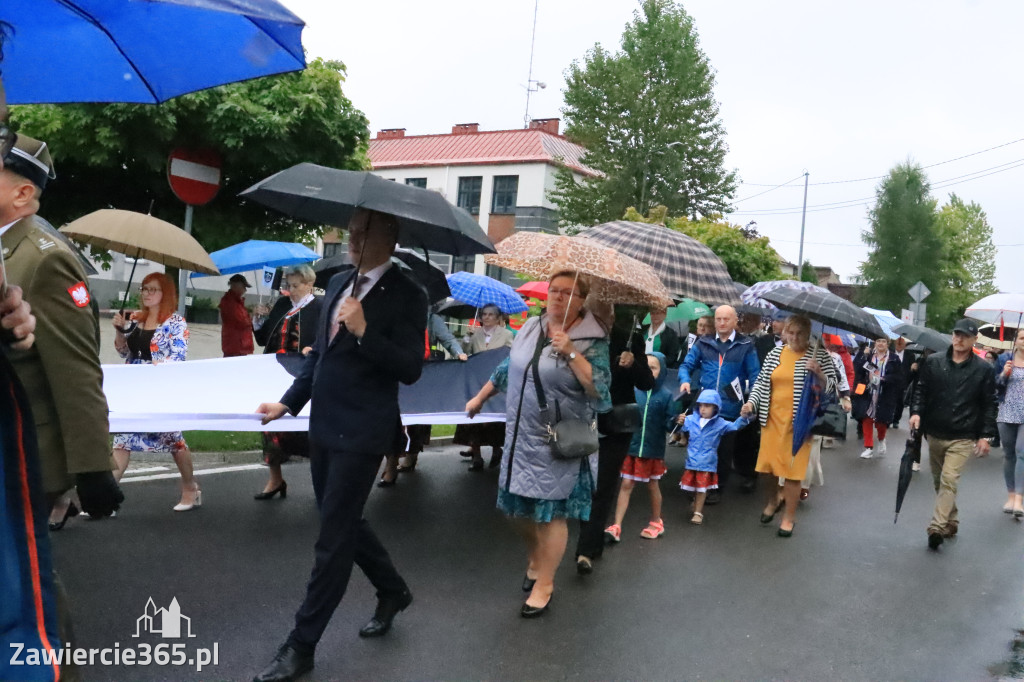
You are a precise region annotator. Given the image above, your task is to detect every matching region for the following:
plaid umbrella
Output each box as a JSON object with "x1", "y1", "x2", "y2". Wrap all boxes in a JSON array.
[
  {"x1": 446, "y1": 272, "x2": 528, "y2": 314},
  {"x1": 484, "y1": 232, "x2": 674, "y2": 308},
  {"x1": 577, "y1": 221, "x2": 737, "y2": 304},
  {"x1": 741, "y1": 280, "x2": 829, "y2": 310},
  {"x1": 760, "y1": 287, "x2": 886, "y2": 340}
]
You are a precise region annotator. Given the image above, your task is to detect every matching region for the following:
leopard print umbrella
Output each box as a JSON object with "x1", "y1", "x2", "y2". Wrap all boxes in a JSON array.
[{"x1": 484, "y1": 232, "x2": 674, "y2": 308}]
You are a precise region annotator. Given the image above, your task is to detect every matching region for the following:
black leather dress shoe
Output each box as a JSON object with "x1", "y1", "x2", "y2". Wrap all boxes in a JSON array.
[
  {"x1": 358, "y1": 589, "x2": 413, "y2": 637},
  {"x1": 521, "y1": 595, "x2": 552, "y2": 618},
  {"x1": 252, "y1": 644, "x2": 313, "y2": 682}
]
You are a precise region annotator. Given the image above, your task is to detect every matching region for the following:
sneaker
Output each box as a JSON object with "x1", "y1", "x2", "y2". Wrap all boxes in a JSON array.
[
  {"x1": 928, "y1": 532, "x2": 944, "y2": 550},
  {"x1": 911, "y1": 461, "x2": 921, "y2": 472},
  {"x1": 878, "y1": 440, "x2": 887, "y2": 456},
  {"x1": 603, "y1": 524, "x2": 621, "y2": 543},
  {"x1": 860, "y1": 447, "x2": 874, "y2": 459}
]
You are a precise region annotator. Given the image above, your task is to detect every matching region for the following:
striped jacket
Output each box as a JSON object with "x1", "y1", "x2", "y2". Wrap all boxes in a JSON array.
[{"x1": 747, "y1": 344, "x2": 839, "y2": 427}]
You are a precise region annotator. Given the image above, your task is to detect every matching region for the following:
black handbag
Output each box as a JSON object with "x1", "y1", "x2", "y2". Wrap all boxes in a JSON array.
[
  {"x1": 811, "y1": 404, "x2": 848, "y2": 439},
  {"x1": 598, "y1": 404, "x2": 642, "y2": 435},
  {"x1": 530, "y1": 329, "x2": 599, "y2": 460}
]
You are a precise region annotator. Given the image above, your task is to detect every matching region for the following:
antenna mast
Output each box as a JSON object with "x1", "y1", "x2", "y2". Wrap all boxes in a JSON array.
[{"x1": 523, "y1": 0, "x2": 540, "y2": 127}]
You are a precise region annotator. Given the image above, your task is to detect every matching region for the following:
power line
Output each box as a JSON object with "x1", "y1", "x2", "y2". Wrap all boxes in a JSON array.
[
  {"x1": 739, "y1": 135, "x2": 1024, "y2": 187},
  {"x1": 729, "y1": 156, "x2": 1024, "y2": 216},
  {"x1": 733, "y1": 173, "x2": 805, "y2": 204}
]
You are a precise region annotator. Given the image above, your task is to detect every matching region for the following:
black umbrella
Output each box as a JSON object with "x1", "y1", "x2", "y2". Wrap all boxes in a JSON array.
[
  {"x1": 760, "y1": 287, "x2": 886, "y2": 340},
  {"x1": 892, "y1": 323, "x2": 951, "y2": 353},
  {"x1": 435, "y1": 297, "x2": 479, "y2": 320},
  {"x1": 240, "y1": 164, "x2": 495, "y2": 257},
  {"x1": 312, "y1": 249, "x2": 450, "y2": 303},
  {"x1": 895, "y1": 429, "x2": 923, "y2": 523}
]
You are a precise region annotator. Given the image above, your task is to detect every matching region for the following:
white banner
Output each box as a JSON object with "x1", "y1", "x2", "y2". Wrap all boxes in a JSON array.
[{"x1": 104, "y1": 354, "x2": 504, "y2": 432}]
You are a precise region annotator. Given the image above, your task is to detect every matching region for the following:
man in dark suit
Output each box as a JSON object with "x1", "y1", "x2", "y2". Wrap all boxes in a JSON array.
[{"x1": 253, "y1": 209, "x2": 427, "y2": 682}]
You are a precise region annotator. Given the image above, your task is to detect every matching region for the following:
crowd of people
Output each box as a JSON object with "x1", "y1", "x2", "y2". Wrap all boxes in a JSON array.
[{"x1": 0, "y1": 115, "x2": 1008, "y2": 682}]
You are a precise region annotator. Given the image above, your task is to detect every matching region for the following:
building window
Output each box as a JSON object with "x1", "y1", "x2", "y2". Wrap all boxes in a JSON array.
[
  {"x1": 457, "y1": 176, "x2": 483, "y2": 214},
  {"x1": 405, "y1": 177, "x2": 427, "y2": 188},
  {"x1": 491, "y1": 175, "x2": 519, "y2": 214},
  {"x1": 451, "y1": 255, "x2": 476, "y2": 274},
  {"x1": 323, "y1": 242, "x2": 345, "y2": 259}
]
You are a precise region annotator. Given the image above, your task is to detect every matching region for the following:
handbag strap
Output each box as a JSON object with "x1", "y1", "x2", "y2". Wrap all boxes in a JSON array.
[{"x1": 529, "y1": 318, "x2": 550, "y2": 411}]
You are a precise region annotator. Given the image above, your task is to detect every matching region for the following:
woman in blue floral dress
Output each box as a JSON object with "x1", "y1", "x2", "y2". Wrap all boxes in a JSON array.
[{"x1": 110, "y1": 273, "x2": 200, "y2": 511}]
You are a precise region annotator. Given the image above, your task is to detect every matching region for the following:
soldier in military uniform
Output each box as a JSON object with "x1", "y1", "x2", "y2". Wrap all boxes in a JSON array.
[{"x1": 0, "y1": 135, "x2": 121, "y2": 515}]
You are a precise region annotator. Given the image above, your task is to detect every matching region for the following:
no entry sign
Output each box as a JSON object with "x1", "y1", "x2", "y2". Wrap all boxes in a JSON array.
[{"x1": 167, "y1": 148, "x2": 222, "y2": 206}]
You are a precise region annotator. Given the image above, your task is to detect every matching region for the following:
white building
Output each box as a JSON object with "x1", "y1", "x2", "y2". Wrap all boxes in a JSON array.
[{"x1": 322, "y1": 118, "x2": 595, "y2": 281}]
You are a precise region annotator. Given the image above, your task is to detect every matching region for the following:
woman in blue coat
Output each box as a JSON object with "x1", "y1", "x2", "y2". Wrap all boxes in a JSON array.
[{"x1": 679, "y1": 389, "x2": 748, "y2": 525}]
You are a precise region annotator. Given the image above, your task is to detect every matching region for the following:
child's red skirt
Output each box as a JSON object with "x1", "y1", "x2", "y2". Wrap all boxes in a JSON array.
[
  {"x1": 620, "y1": 455, "x2": 667, "y2": 482},
  {"x1": 680, "y1": 469, "x2": 719, "y2": 492}
]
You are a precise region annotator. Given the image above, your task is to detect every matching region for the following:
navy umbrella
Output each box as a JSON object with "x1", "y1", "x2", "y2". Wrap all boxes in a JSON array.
[
  {"x1": 2, "y1": 0, "x2": 306, "y2": 104},
  {"x1": 241, "y1": 165, "x2": 495, "y2": 257}
]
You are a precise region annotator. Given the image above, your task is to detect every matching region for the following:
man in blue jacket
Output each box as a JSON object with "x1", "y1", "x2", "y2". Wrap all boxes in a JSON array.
[{"x1": 678, "y1": 305, "x2": 760, "y2": 502}]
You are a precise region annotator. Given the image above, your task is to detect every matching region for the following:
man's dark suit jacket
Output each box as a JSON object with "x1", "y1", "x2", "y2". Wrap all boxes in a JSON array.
[{"x1": 280, "y1": 266, "x2": 427, "y2": 454}]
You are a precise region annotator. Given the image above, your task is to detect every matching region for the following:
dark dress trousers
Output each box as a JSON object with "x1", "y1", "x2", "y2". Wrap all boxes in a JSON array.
[{"x1": 279, "y1": 266, "x2": 427, "y2": 650}]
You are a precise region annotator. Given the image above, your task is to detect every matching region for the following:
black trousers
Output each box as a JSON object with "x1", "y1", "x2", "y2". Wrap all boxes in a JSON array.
[
  {"x1": 288, "y1": 444, "x2": 407, "y2": 650},
  {"x1": 576, "y1": 432, "x2": 632, "y2": 560}
]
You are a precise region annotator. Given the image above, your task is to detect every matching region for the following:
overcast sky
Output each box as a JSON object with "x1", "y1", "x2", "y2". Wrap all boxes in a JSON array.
[{"x1": 284, "y1": 0, "x2": 1024, "y2": 294}]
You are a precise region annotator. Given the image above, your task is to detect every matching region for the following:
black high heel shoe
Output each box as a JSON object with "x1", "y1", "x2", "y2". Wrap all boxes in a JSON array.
[
  {"x1": 522, "y1": 574, "x2": 537, "y2": 593},
  {"x1": 254, "y1": 482, "x2": 287, "y2": 500},
  {"x1": 521, "y1": 594, "x2": 552, "y2": 618},
  {"x1": 49, "y1": 503, "x2": 79, "y2": 531},
  {"x1": 760, "y1": 498, "x2": 785, "y2": 524}
]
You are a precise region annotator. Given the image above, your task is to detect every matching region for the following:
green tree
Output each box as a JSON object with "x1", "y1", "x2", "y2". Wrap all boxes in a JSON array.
[
  {"x1": 552, "y1": 0, "x2": 737, "y2": 228},
  {"x1": 933, "y1": 193, "x2": 998, "y2": 329},
  {"x1": 11, "y1": 58, "x2": 368, "y2": 252},
  {"x1": 799, "y1": 261, "x2": 818, "y2": 284},
  {"x1": 623, "y1": 206, "x2": 783, "y2": 285},
  {"x1": 860, "y1": 162, "x2": 947, "y2": 325}
]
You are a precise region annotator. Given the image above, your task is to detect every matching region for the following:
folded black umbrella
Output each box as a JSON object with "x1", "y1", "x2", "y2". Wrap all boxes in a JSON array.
[
  {"x1": 240, "y1": 165, "x2": 495, "y2": 257},
  {"x1": 312, "y1": 248, "x2": 450, "y2": 303},
  {"x1": 895, "y1": 429, "x2": 923, "y2": 524},
  {"x1": 892, "y1": 323, "x2": 950, "y2": 353},
  {"x1": 760, "y1": 287, "x2": 886, "y2": 340}
]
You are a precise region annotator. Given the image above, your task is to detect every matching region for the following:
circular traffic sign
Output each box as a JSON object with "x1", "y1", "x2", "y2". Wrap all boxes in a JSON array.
[{"x1": 167, "y1": 148, "x2": 222, "y2": 206}]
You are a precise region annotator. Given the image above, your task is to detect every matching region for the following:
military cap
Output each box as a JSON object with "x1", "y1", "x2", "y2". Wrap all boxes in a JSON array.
[{"x1": 3, "y1": 133, "x2": 56, "y2": 190}]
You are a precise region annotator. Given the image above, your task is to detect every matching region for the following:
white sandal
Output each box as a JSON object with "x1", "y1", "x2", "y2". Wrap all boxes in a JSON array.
[{"x1": 690, "y1": 512, "x2": 704, "y2": 526}]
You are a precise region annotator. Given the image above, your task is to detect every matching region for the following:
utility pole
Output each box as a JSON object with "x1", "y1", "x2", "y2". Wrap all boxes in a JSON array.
[
  {"x1": 796, "y1": 171, "x2": 809, "y2": 281},
  {"x1": 523, "y1": 0, "x2": 541, "y2": 127}
]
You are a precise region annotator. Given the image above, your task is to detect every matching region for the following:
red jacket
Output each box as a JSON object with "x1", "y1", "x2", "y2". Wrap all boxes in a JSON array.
[{"x1": 219, "y1": 290, "x2": 254, "y2": 357}]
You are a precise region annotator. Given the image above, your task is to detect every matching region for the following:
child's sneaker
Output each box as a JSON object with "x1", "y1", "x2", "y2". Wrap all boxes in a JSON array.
[
  {"x1": 640, "y1": 519, "x2": 665, "y2": 538},
  {"x1": 604, "y1": 524, "x2": 621, "y2": 543}
]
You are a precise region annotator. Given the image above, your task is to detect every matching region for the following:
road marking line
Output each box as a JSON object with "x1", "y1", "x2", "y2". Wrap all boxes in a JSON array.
[
  {"x1": 123, "y1": 466, "x2": 170, "y2": 475},
  {"x1": 121, "y1": 463, "x2": 264, "y2": 483}
]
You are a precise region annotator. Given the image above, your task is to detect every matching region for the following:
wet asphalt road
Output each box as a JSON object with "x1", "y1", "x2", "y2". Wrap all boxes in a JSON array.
[{"x1": 50, "y1": 432, "x2": 1024, "y2": 682}]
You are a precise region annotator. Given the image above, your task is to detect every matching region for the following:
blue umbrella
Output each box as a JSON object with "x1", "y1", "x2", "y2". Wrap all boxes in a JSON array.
[
  {"x1": 2, "y1": 0, "x2": 306, "y2": 104},
  {"x1": 793, "y1": 372, "x2": 829, "y2": 455},
  {"x1": 446, "y1": 272, "x2": 528, "y2": 314},
  {"x1": 196, "y1": 240, "x2": 319, "y2": 276},
  {"x1": 862, "y1": 307, "x2": 902, "y2": 340}
]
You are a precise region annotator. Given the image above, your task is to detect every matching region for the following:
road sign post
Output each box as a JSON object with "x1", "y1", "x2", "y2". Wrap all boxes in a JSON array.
[
  {"x1": 168, "y1": 148, "x2": 222, "y2": 316},
  {"x1": 907, "y1": 281, "x2": 931, "y2": 326}
]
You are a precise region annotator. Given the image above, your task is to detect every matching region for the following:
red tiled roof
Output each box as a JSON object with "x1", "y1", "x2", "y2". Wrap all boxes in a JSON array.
[{"x1": 368, "y1": 129, "x2": 598, "y2": 177}]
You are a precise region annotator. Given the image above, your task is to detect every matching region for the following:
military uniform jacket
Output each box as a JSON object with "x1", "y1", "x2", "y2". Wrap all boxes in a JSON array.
[{"x1": 4, "y1": 215, "x2": 110, "y2": 493}]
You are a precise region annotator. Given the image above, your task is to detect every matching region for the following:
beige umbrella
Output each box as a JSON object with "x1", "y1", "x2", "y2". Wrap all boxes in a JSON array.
[
  {"x1": 61, "y1": 209, "x2": 219, "y2": 312},
  {"x1": 483, "y1": 231, "x2": 674, "y2": 310}
]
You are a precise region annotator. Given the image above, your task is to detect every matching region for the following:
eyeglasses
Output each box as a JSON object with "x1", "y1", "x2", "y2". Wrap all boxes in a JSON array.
[
  {"x1": 548, "y1": 287, "x2": 580, "y2": 299},
  {"x1": 0, "y1": 126, "x2": 14, "y2": 168},
  {"x1": 139, "y1": 286, "x2": 161, "y2": 294}
]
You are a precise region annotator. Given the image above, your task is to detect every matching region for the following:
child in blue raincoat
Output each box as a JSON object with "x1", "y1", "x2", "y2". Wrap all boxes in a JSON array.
[
  {"x1": 605, "y1": 352, "x2": 679, "y2": 541},
  {"x1": 679, "y1": 389, "x2": 749, "y2": 525}
]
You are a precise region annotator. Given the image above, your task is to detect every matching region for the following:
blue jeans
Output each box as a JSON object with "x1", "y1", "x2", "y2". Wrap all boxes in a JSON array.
[{"x1": 997, "y1": 422, "x2": 1024, "y2": 494}]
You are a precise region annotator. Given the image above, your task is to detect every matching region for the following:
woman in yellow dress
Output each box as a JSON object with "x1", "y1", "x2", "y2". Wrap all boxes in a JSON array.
[{"x1": 742, "y1": 315, "x2": 838, "y2": 537}]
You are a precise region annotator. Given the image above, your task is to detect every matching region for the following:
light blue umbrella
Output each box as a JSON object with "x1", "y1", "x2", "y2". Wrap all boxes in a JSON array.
[
  {"x1": 198, "y1": 240, "x2": 320, "y2": 276},
  {"x1": 446, "y1": 272, "x2": 528, "y2": 314},
  {"x1": 862, "y1": 307, "x2": 902, "y2": 340},
  {"x1": 2, "y1": 0, "x2": 306, "y2": 104}
]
